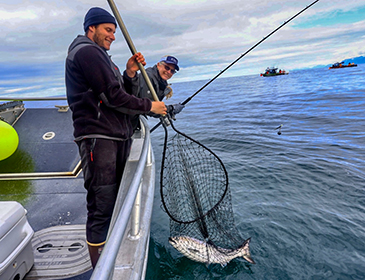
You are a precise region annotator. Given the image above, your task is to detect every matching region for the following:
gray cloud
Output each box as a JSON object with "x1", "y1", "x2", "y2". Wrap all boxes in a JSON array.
[{"x1": 0, "y1": 0, "x2": 364, "y2": 96}]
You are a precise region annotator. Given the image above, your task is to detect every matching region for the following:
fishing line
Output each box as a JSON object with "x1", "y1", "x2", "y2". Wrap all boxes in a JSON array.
[
  {"x1": 150, "y1": 0, "x2": 320, "y2": 133},
  {"x1": 107, "y1": 0, "x2": 320, "y2": 265},
  {"x1": 107, "y1": 0, "x2": 258, "y2": 259},
  {"x1": 107, "y1": 0, "x2": 234, "y2": 244},
  {"x1": 272, "y1": 71, "x2": 325, "y2": 136},
  {"x1": 240, "y1": 84, "x2": 323, "y2": 171},
  {"x1": 274, "y1": 93, "x2": 313, "y2": 135}
]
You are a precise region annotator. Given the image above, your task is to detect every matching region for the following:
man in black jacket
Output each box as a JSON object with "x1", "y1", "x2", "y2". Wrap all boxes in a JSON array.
[{"x1": 65, "y1": 7, "x2": 166, "y2": 268}]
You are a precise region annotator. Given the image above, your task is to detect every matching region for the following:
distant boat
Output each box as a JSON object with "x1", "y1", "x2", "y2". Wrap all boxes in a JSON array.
[
  {"x1": 329, "y1": 61, "x2": 357, "y2": 69},
  {"x1": 260, "y1": 67, "x2": 289, "y2": 77}
]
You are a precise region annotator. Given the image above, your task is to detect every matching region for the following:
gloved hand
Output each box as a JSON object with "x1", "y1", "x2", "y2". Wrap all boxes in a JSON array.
[
  {"x1": 167, "y1": 103, "x2": 185, "y2": 120},
  {"x1": 171, "y1": 103, "x2": 185, "y2": 114}
]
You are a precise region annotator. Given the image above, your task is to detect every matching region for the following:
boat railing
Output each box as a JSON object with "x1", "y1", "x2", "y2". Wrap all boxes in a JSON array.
[
  {"x1": 90, "y1": 116, "x2": 153, "y2": 280},
  {"x1": 0, "y1": 97, "x2": 67, "y2": 101}
]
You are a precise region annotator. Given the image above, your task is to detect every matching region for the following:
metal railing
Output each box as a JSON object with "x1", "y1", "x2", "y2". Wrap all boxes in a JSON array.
[
  {"x1": 90, "y1": 117, "x2": 153, "y2": 280},
  {"x1": 0, "y1": 97, "x2": 67, "y2": 101},
  {"x1": 0, "y1": 161, "x2": 82, "y2": 180}
]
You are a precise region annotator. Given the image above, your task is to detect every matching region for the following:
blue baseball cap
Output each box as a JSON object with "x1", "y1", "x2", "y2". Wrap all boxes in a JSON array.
[
  {"x1": 160, "y1": 56, "x2": 179, "y2": 71},
  {"x1": 84, "y1": 7, "x2": 117, "y2": 32}
]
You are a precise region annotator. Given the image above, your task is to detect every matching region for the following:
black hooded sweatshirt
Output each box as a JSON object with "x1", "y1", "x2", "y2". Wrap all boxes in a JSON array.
[{"x1": 65, "y1": 35, "x2": 152, "y2": 141}]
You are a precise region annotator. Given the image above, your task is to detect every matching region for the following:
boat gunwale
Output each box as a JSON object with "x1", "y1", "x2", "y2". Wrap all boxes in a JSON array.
[{"x1": 90, "y1": 116, "x2": 154, "y2": 280}]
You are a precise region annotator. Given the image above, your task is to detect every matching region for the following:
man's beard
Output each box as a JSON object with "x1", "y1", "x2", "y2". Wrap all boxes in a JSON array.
[{"x1": 93, "y1": 33, "x2": 107, "y2": 50}]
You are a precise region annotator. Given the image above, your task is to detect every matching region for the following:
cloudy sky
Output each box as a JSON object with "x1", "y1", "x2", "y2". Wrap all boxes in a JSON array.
[{"x1": 0, "y1": 0, "x2": 364, "y2": 97}]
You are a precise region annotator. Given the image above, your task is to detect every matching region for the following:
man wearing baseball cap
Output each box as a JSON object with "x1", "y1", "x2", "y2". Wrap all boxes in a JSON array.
[
  {"x1": 131, "y1": 55, "x2": 184, "y2": 130},
  {"x1": 65, "y1": 7, "x2": 166, "y2": 268},
  {"x1": 159, "y1": 55, "x2": 179, "y2": 71}
]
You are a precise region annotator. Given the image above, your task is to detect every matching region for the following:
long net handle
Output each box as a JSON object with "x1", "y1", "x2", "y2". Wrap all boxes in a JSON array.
[{"x1": 107, "y1": 0, "x2": 159, "y2": 103}]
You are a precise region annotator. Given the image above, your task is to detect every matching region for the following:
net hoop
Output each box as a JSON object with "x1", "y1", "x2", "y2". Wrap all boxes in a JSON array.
[{"x1": 160, "y1": 120, "x2": 229, "y2": 224}]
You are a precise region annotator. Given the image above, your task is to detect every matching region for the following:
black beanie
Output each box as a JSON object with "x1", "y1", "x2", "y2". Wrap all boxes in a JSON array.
[{"x1": 83, "y1": 7, "x2": 117, "y2": 32}]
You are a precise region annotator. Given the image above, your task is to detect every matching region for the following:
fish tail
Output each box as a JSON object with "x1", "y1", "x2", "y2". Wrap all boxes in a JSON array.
[{"x1": 240, "y1": 237, "x2": 256, "y2": 264}]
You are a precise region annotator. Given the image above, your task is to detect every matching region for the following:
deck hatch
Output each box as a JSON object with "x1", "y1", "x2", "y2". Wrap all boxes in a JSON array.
[{"x1": 25, "y1": 225, "x2": 91, "y2": 279}]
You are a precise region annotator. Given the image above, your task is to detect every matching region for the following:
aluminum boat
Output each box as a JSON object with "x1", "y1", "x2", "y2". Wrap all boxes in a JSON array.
[{"x1": 0, "y1": 97, "x2": 155, "y2": 280}]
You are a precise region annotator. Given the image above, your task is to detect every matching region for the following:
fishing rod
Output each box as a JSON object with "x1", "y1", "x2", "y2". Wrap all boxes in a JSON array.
[
  {"x1": 182, "y1": 0, "x2": 319, "y2": 105},
  {"x1": 151, "y1": 0, "x2": 320, "y2": 132}
]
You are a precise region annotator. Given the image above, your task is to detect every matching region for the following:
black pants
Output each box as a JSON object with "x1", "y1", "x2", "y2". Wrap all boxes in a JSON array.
[{"x1": 77, "y1": 138, "x2": 132, "y2": 245}]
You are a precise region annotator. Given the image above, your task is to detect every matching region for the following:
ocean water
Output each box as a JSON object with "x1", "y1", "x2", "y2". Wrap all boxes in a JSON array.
[{"x1": 145, "y1": 65, "x2": 365, "y2": 279}]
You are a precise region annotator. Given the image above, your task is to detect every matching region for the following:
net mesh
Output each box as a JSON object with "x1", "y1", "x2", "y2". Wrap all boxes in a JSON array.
[{"x1": 160, "y1": 124, "x2": 248, "y2": 255}]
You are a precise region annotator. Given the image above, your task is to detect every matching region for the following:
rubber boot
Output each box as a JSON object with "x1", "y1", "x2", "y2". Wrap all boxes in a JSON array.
[{"x1": 88, "y1": 244, "x2": 104, "y2": 269}]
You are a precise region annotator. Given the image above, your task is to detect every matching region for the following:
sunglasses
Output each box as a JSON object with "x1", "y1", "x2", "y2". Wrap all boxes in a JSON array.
[{"x1": 161, "y1": 63, "x2": 177, "y2": 74}]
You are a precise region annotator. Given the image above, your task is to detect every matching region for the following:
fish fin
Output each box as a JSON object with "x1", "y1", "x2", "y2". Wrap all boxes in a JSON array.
[
  {"x1": 220, "y1": 262, "x2": 228, "y2": 268},
  {"x1": 243, "y1": 255, "x2": 256, "y2": 264},
  {"x1": 241, "y1": 237, "x2": 256, "y2": 264},
  {"x1": 206, "y1": 263, "x2": 214, "y2": 269}
]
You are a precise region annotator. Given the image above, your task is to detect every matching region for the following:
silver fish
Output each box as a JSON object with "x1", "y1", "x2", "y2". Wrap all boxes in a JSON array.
[{"x1": 169, "y1": 236, "x2": 255, "y2": 266}]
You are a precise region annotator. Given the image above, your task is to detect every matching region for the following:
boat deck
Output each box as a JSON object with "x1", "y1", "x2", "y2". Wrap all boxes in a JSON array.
[
  {"x1": 0, "y1": 106, "x2": 91, "y2": 279},
  {"x1": 1, "y1": 103, "x2": 155, "y2": 280}
]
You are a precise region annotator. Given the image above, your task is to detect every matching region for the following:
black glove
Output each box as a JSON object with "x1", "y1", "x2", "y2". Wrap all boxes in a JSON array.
[{"x1": 167, "y1": 103, "x2": 185, "y2": 120}]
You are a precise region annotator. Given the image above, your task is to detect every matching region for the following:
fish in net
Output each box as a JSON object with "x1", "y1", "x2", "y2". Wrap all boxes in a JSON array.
[{"x1": 160, "y1": 119, "x2": 255, "y2": 266}]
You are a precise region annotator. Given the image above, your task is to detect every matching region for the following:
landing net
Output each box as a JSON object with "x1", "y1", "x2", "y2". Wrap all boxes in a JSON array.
[{"x1": 160, "y1": 120, "x2": 248, "y2": 252}]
